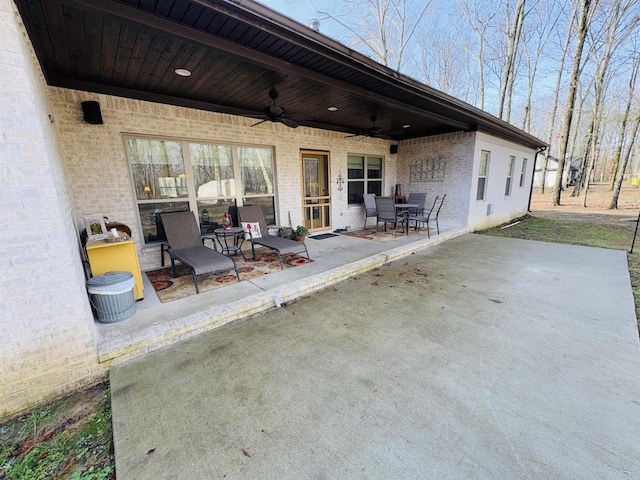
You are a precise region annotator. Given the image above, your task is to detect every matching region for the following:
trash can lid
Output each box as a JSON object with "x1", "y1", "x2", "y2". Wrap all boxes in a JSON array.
[
  {"x1": 87, "y1": 271, "x2": 133, "y2": 286},
  {"x1": 87, "y1": 271, "x2": 135, "y2": 294}
]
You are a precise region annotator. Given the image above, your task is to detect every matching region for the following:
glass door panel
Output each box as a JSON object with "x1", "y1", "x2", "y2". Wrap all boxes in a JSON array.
[{"x1": 301, "y1": 152, "x2": 331, "y2": 232}]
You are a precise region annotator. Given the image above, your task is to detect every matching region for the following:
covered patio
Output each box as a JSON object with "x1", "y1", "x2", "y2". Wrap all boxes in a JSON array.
[{"x1": 3, "y1": 0, "x2": 545, "y2": 416}]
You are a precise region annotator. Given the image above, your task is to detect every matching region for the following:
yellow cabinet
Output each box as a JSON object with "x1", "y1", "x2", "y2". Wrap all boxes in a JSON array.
[{"x1": 86, "y1": 239, "x2": 144, "y2": 300}]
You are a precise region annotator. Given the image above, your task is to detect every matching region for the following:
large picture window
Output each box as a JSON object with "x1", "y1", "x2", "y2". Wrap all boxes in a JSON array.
[
  {"x1": 125, "y1": 136, "x2": 275, "y2": 243},
  {"x1": 477, "y1": 151, "x2": 490, "y2": 201},
  {"x1": 347, "y1": 155, "x2": 383, "y2": 204}
]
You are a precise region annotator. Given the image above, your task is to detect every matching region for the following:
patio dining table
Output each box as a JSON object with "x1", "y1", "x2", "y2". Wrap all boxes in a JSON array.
[{"x1": 395, "y1": 203, "x2": 420, "y2": 234}]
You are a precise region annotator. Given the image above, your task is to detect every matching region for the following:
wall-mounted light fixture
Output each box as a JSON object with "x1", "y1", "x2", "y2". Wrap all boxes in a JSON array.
[{"x1": 336, "y1": 171, "x2": 344, "y2": 191}]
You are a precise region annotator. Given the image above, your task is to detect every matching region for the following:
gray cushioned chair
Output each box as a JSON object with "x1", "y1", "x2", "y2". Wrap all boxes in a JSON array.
[
  {"x1": 406, "y1": 192, "x2": 426, "y2": 230},
  {"x1": 161, "y1": 211, "x2": 239, "y2": 293},
  {"x1": 237, "y1": 206, "x2": 310, "y2": 269},
  {"x1": 363, "y1": 193, "x2": 377, "y2": 229},
  {"x1": 374, "y1": 196, "x2": 407, "y2": 237}
]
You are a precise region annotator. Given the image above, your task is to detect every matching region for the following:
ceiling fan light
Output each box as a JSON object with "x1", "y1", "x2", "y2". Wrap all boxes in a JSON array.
[{"x1": 174, "y1": 68, "x2": 192, "y2": 77}]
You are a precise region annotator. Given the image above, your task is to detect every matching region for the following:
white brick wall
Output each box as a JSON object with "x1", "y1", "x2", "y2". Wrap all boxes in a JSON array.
[
  {"x1": 397, "y1": 132, "x2": 475, "y2": 227},
  {"x1": 468, "y1": 131, "x2": 536, "y2": 230},
  {"x1": 398, "y1": 131, "x2": 537, "y2": 231},
  {"x1": 48, "y1": 89, "x2": 398, "y2": 270},
  {"x1": 1, "y1": 0, "x2": 104, "y2": 417}
]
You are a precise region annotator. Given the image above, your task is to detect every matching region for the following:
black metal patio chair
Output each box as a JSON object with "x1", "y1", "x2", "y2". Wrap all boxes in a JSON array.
[
  {"x1": 412, "y1": 194, "x2": 446, "y2": 238},
  {"x1": 237, "y1": 206, "x2": 310, "y2": 269},
  {"x1": 161, "y1": 211, "x2": 240, "y2": 293}
]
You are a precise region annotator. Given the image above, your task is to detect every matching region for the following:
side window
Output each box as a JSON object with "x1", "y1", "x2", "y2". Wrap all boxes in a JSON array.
[
  {"x1": 477, "y1": 151, "x2": 490, "y2": 201},
  {"x1": 520, "y1": 158, "x2": 528, "y2": 187},
  {"x1": 505, "y1": 155, "x2": 515, "y2": 196}
]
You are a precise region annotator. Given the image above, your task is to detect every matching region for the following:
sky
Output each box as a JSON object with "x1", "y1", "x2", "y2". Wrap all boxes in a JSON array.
[
  {"x1": 256, "y1": 0, "x2": 342, "y2": 40},
  {"x1": 258, "y1": 0, "x2": 318, "y2": 25}
]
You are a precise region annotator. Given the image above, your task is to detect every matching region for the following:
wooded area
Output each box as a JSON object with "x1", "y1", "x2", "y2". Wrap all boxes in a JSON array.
[{"x1": 308, "y1": 0, "x2": 639, "y2": 207}]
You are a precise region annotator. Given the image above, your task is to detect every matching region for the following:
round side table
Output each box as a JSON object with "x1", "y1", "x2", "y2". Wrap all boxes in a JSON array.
[{"x1": 213, "y1": 227, "x2": 246, "y2": 259}]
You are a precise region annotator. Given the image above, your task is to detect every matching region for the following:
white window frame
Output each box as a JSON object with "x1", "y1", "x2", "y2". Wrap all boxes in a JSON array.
[
  {"x1": 476, "y1": 150, "x2": 490, "y2": 201},
  {"x1": 505, "y1": 155, "x2": 515, "y2": 197},
  {"x1": 519, "y1": 158, "x2": 528, "y2": 187},
  {"x1": 347, "y1": 154, "x2": 384, "y2": 205},
  {"x1": 124, "y1": 134, "x2": 276, "y2": 243}
]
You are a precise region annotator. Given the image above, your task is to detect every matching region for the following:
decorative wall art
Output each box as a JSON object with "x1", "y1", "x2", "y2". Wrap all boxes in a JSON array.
[{"x1": 410, "y1": 156, "x2": 446, "y2": 182}]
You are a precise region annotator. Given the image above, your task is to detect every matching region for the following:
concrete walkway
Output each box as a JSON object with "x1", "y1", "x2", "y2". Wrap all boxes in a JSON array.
[{"x1": 110, "y1": 234, "x2": 640, "y2": 479}]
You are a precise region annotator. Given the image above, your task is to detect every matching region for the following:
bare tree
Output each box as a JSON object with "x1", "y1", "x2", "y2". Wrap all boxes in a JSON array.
[
  {"x1": 458, "y1": 0, "x2": 501, "y2": 110},
  {"x1": 609, "y1": 53, "x2": 640, "y2": 208},
  {"x1": 579, "y1": 0, "x2": 637, "y2": 206},
  {"x1": 539, "y1": 1, "x2": 579, "y2": 194},
  {"x1": 552, "y1": 0, "x2": 597, "y2": 206},
  {"x1": 497, "y1": 0, "x2": 527, "y2": 122},
  {"x1": 419, "y1": 29, "x2": 470, "y2": 97},
  {"x1": 315, "y1": 0, "x2": 431, "y2": 72},
  {"x1": 520, "y1": 0, "x2": 564, "y2": 132}
]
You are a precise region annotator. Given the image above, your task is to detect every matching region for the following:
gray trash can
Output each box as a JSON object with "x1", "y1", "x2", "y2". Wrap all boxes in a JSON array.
[{"x1": 87, "y1": 271, "x2": 136, "y2": 323}]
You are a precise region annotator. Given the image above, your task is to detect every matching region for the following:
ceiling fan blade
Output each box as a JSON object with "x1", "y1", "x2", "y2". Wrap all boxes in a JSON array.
[
  {"x1": 375, "y1": 133, "x2": 391, "y2": 140},
  {"x1": 344, "y1": 133, "x2": 363, "y2": 139},
  {"x1": 280, "y1": 117, "x2": 299, "y2": 128},
  {"x1": 251, "y1": 119, "x2": 268, "y2": 127}
]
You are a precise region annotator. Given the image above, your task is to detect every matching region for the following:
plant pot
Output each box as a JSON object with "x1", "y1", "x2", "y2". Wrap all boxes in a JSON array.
[{"x1": 293, "y1": 235, "x2": 306, "y2": 243}]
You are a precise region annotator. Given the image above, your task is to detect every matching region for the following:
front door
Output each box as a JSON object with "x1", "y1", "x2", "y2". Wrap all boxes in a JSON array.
[{"x1": 301, "y1": 151, "x2": 331, "y2": 232}]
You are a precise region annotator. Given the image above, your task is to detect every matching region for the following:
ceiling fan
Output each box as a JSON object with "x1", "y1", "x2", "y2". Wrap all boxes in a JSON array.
[
  {"x1": 345, "y1": 115, "x2": 391, "y2": 140},
  {"x1": 250, "y1": 88, "x2": 306, "y2": 128}
]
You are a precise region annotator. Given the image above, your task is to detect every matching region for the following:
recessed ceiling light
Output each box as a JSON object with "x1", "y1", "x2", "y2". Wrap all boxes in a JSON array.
[
  {"x1": 402, "y1": 124, "x2": 411, "y2": 128},
  {"x1": 327, "y1": 106, "x2": 338, "y2": 111},
  {"x1": 174, "y1": 68, "x2": 192, "y2": 77}
]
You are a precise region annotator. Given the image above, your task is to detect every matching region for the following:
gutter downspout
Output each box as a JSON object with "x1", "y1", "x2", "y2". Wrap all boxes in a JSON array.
[{"x1": 528, "y1": 146, "x2": 548, "y2": 212}]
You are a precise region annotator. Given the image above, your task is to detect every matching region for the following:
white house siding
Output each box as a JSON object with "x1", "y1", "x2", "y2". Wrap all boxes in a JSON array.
[
  {"x1": 468, "y1": 131, "x2": 536, "y2": 230},
  {"x1": 1, "y1": 0, "x2": 104, "y2": 417},
  {"x1": 397, "y1": 132, "x2": 475, "y2": 228}
]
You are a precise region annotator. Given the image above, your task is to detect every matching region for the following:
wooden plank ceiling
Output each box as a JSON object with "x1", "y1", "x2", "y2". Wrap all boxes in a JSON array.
[{"x1": 14, "y1": 0, "x2": 545, "y2": 146}]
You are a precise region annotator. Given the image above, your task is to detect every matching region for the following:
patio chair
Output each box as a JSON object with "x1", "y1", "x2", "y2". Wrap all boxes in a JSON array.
[
  {"x1": 412, "y1": 194, "x2": 446, "y2": 238},
  {"x1": 374, "y1": 196, "x2": 407, "y2": 237},
  {"x1": 363, "y1": 193, "x2": 377, "y2": 229},
  {"x1": 406, "y1": 192, "x2": 426, "y2": 229},
  {"x1": 161, "y1": 211, "x2": 239, "y2": 293},
  {"x1": 237, "y1": 206, "x2": 310, "y2": 269}
]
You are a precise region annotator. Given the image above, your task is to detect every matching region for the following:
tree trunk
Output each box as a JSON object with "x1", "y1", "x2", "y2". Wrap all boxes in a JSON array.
[
  {"x1": 539, "y1": 1, "x2": 577, "y2": 195},
  {"x1": 552, "y1": 0, "x2": 593, "y2": 206},
  {"x1": 610, "y1": 112, "x2": 640, "y2": 208},
  {"x1": 497, "y1": 0, "x2": 526, "y2": 121},
  {"x1": 609, "y1": 40, "x2": 639, "y2": 193}
]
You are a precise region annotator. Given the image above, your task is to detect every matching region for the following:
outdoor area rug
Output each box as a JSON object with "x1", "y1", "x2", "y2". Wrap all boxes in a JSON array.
[
  {"x1": 146, "y1": 251, "x2": 312, "y2": 303},
  {"x1": 342, "y1": 227, "x2": 429, "y2": 242}
]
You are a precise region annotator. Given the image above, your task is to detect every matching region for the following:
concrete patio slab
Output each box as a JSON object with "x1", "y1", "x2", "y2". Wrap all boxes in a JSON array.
[{"x1": 110, "y1": 234, "x2": 640, "y2": 479}]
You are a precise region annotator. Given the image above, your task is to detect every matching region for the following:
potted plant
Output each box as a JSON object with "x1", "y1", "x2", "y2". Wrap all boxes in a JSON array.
[
  {"x1": 280, "y1": 226, "x2": 294, "y2": 239},
  {"x1": 292, "y1": 225, "x2": 310, "y2": 242}
]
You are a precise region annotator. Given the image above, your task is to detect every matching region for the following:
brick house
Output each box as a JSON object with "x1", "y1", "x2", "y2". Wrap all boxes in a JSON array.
[{"x1": 1, "y1": 0, "x2": 545, "y2": 417}]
